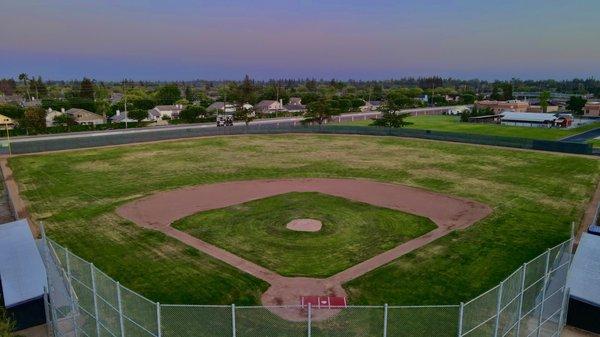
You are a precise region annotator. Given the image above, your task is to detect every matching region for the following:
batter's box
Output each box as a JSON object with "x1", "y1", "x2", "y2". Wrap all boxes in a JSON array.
[{"x1": 301, "y1": 296, "x2": 347, "y2": 309}]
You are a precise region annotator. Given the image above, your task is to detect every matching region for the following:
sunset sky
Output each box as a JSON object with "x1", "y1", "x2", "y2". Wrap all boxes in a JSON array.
[{"x1": 1, "y1": 0, "x2": 599, "y2": 80}]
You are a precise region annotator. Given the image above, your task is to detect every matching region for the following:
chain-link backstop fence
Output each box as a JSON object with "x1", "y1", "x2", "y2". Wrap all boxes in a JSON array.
[{"x1": 41, "y1": 235, "x2": 573, "y2": 337}]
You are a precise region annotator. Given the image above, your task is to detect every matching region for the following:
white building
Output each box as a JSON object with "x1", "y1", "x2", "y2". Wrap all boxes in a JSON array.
[{"x1": 148, "y1": 105, "x2": 184, "y2": 121}]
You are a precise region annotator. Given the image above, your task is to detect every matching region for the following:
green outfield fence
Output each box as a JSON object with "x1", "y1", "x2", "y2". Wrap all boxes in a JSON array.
[
  {"x1": 2, "y1": 123, "x2": 594, "y2": 155},
  {"x1": 40, "y1": 223, "x2": 574, "y2": 337}
]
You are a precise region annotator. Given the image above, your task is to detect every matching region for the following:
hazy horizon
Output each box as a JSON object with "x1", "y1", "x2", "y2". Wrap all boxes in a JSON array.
[{"x1": 1, "y1": 0, "x2": 599, "y2": 81}]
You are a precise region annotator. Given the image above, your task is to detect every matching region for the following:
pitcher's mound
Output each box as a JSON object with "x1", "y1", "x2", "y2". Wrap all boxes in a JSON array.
[{"x1": 286, "y1": 219, "x2": 322, "y2": 232}]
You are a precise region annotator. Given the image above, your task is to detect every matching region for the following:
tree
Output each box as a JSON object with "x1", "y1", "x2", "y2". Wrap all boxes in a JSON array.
[
  {"x1": 53, "y1": 113, "x2": 76, "y2": 130},
  {"x1": 131, "y1": 98, "x2": 156, "y2": 110},
  {"x1": 302, "y1": 99, "x2": 341, "y2": 125},
  {"x1": 371, "y1": 101, "x2": 413, "y2": 128},
  {"x1": 490, "y1": 86, "x2": 502, "y2": 100},
  {"x1": 128, "y1": 109, "x2": 148, "y2": 124},
  {"x1": 184, "y1": 86, "x2": 196, "y2": 102},
  {"x1": 566, "y1": 96, "x2": 587, "y2": 115},
  {"x1": 79, "y1": 78, "x2": 95, "y2": 99},
  {"x1": 18, "y1": 73, "x2": 30, "y2": 100},
  {"x1": 0, "y1": 78, "x2": 16, "y2": 96},
  {"x1": 235, "y1": 107, "x2": 255, "y2": 126},
  {"x1": 36, "y1": 76, "x2": 47, "y2": 97},
  {"x1": 22, "y1": 107, "x2": 47, "y2": 134},
  {"x1": 371, "y1": 112, "x2": 412, "y2": 128},
  {"x1": 155, "y1": 84, "x2": 181, "y2": 105},
  {"x1": 179, "y1": 105, "x2": 205, "y2": 123},
  {"x1": 539, "y1": 91, "x2": 551, "y2": 113},
  {"x1": 238, "y1": 74, "x2": 256, "y2": 104},
  {"x1": 0, "y1": 104, "x2": 25, "y2": 120},
  {"x1": 502, "y1": 83, "x2": 514, "y2": 100}
]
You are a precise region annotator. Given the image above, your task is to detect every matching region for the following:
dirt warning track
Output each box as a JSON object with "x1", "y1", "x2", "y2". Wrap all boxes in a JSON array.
[{"x1": 117, "y1": 178, "x2": 492, "y2": 320}]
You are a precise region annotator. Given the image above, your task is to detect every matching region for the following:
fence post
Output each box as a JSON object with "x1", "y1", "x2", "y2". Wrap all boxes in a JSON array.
[
  {"x1": 231, "y1": 304, "x2": 236, "y2": 337},
  {"x1": 117, "y1": 282, "x2": 125, "y2": 337},
  {"x1": 307, "y1": 303, "x2": 312, "y2": 337},
  {"x1": 66, "y1": 249, "x2": 79, "y2": 337},
  {"x1": 91, "y1": 264, "x2": 101, "y2": 337},
  {"x1": 383, "y1": 304, "x2": 388, "y2": 337},
  {"x1": 43, "y1": 286, "x2": 51, "y2": 337},
  {"x1": 515, "y1": 264, "x2": 527, "y2": 337},
  {"x1": 493, "y1": 281, "x2": 504, "y2": 337},
  {"x1": 457, "y1": 302, "x2": 464, "y2": 337},
  {"x1": 536, "y1": 250, "x2": 551, "y2": 337},
  {"x1": 156, "y1": 302, "x2": 162, "y2": 337},
  {"x1": 559, "y1": 287, "x2": 570, "y2": 332}
]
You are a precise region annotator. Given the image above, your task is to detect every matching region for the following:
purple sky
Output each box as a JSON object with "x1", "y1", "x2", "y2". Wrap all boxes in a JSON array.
[{"x1": 1, "y1": 0, "x2": 599, "y2": 80}]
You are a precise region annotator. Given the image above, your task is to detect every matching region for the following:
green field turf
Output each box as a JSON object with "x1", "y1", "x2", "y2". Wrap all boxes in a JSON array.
[
  {"x1": 342, "y1": 115, "x2": 600, "y2": 140},
  {"x1": 173, "y1": 192, "x2": 436, "y2": 277},
  {"x1": 588, "y1": 138, "x2": 600, "y2": 148},
  {"x1": 8, "y1": 134, "x2": 599, "y2": 306}
]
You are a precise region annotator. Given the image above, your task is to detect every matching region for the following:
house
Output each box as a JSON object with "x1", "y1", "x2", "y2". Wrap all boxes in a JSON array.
[
  {"x1": 206, "y1": 102, "x2": 237, "y2": 114},
  {"x1": 255, "y1": 100, "x2": 283, "y2": 114},
  {"x1": 242, "y1": 103, "x2": 253, "y2": 110},
  {"x1": 147, "y1": 105, "x2": 184, "y2": 121},
  {"x1": 283, "y1": 97, "x2": 306, "y2": 113},
  {"x1": 499, "y1": 111, "x2": 563, "y2": 128},
  {"x1": 0, "y1": 113, "x2": 15, "y2": 130},
  {"x1": 0, "y1": 94, "x2": 23, "y2": 104},
  {"x1": 475, "y1": 100, "x2": 530, "y2": 113},
  {"x1": 110, "y1": 110, "x2": 137, "y2": 124},
  {"x1": 0, "y1": 219, "x2": 48, "y2": 331},
  {"x1": 66, "y1": 108, "x2": 105, "y2": 125},
  {"x1": 20, "y1": 98, "x2": 42, "y2": 108},
  {"x1": 526, "y1": 105, "x2": 559, "y2": 113},
  {"x1": 359, "y1": 100, "x2": 382, "y2": 112},
  {"x1": 110, "y1": 92, "x2": 124, "y2": 105},
  {"x1": 447, "y1": 106, "x2": 471, "y2": 115},
  {"x1": 584, "y1": 102, "x2": 600, "y2": 117},
  {"x1": 45, "y1": 108, "x2": 65, "y2": 127}
]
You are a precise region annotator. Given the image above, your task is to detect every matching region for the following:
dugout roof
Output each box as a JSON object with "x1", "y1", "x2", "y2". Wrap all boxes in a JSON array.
[
  {"x1": 0, "y1": 219, "x2": 47, "y2": 308},
  {"x1": 567, "y1": 232, "x2": 600, "y2": 307}
]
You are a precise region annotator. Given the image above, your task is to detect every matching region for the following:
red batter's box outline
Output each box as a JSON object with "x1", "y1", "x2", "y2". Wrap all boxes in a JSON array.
[{"x1": 300, "y1": 296, "x2": 347, "y2": 309}]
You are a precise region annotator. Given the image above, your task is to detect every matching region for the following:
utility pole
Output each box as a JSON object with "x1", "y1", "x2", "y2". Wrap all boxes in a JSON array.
[{"x1": 123, "y1": 80, "x2": 128, "y2": 129}]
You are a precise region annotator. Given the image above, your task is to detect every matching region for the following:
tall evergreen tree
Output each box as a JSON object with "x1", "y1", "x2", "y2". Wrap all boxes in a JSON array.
[{"x1": 80, "y1": 78, "x2": 96, "y2": 99}]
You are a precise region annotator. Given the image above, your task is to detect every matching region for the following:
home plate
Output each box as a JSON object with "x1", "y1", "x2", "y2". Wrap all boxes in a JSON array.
[{"x1": 301, "y1": 296, "x2": 347, "y2": 309}]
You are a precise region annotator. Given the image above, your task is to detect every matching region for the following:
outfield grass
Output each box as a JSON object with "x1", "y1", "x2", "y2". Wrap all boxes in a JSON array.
[
  {"x1": 588, "y1": 138, "x2": 600, "y2": 148},
  {"x1": 342, "y1": 115, "x2": 600, "y2": 140},
  {"x1": 8, "y1": 134, "x2": 599, "y2": 305},
  {"x1": 173, "y1": 192, "x2": 436, "y2": 277}
]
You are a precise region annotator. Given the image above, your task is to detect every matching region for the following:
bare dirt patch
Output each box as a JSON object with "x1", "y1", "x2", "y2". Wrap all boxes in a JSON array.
[{"x1": 286, "y1": 218, "x2": 322, "y2": 232}]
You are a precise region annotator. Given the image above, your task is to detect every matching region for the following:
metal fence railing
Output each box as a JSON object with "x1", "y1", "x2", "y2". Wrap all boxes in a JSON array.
[
  {"x1": 5, "y1": 123, "x2": 594, "y2": 156},
  {"x1": 39, "y1": 227, "x2": 574, "y2": 337}
]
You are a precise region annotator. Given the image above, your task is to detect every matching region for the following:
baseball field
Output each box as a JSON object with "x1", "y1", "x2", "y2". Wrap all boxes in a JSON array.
[{"x1": 7, "y1": 133, "x2": 600, "y2": 307}]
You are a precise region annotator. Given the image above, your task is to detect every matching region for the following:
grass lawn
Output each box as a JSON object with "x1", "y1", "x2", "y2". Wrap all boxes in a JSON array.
[
  {"x1": 341, "y1": 115, "x2": 600, "y2": 140},
  {"x1": 588, "y1": 138, "x2": 600, "y2": 148},
  {"x1": 173, "y1": 192, "x2": 436, "y2": 277},
  {"x1": 7, "y1": 134, "x2": 599, "y2": 306}
]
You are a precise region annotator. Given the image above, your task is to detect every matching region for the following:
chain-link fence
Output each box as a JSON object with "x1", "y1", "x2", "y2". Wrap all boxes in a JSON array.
[
  {"x1": 41, "y1": 235, "x2": 573, "y2": 337},
  {"x1": 5, "y1": 123, "x2": 594, "y2": 155}
]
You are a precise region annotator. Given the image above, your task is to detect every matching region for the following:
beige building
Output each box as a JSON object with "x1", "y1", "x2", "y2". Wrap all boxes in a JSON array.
[
  {"x1": 0, "y1": 113, "x2": 16, "y2": 130},
  {"x1": 584, "y1": 102, "x2": 600, "y2": 116},
  {"x1": 526, "y1": 105, "x2": 559, "y2": 113},
  {"x1": 475, "y1": 100, "x2": 530, "y2": 113},
  {"x1": 66, "y1": 108, "x2": 105, "y2": 125}
]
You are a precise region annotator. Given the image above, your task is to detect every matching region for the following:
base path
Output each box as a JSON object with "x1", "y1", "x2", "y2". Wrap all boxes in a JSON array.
[{"x1": 117, "y1": 178, "x2": 492, "y2": 320}]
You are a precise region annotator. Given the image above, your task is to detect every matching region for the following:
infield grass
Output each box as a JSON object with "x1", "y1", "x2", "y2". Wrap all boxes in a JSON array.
[
  {"x1": 173, "y1": 192, "x2": 436, "y2": 277},
  {"x1": 342, "y1": 115, "x2": 600, "y2": 140},
  {"x1": 7, "y1": 134, "x2": 599, "y2": 305}
]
